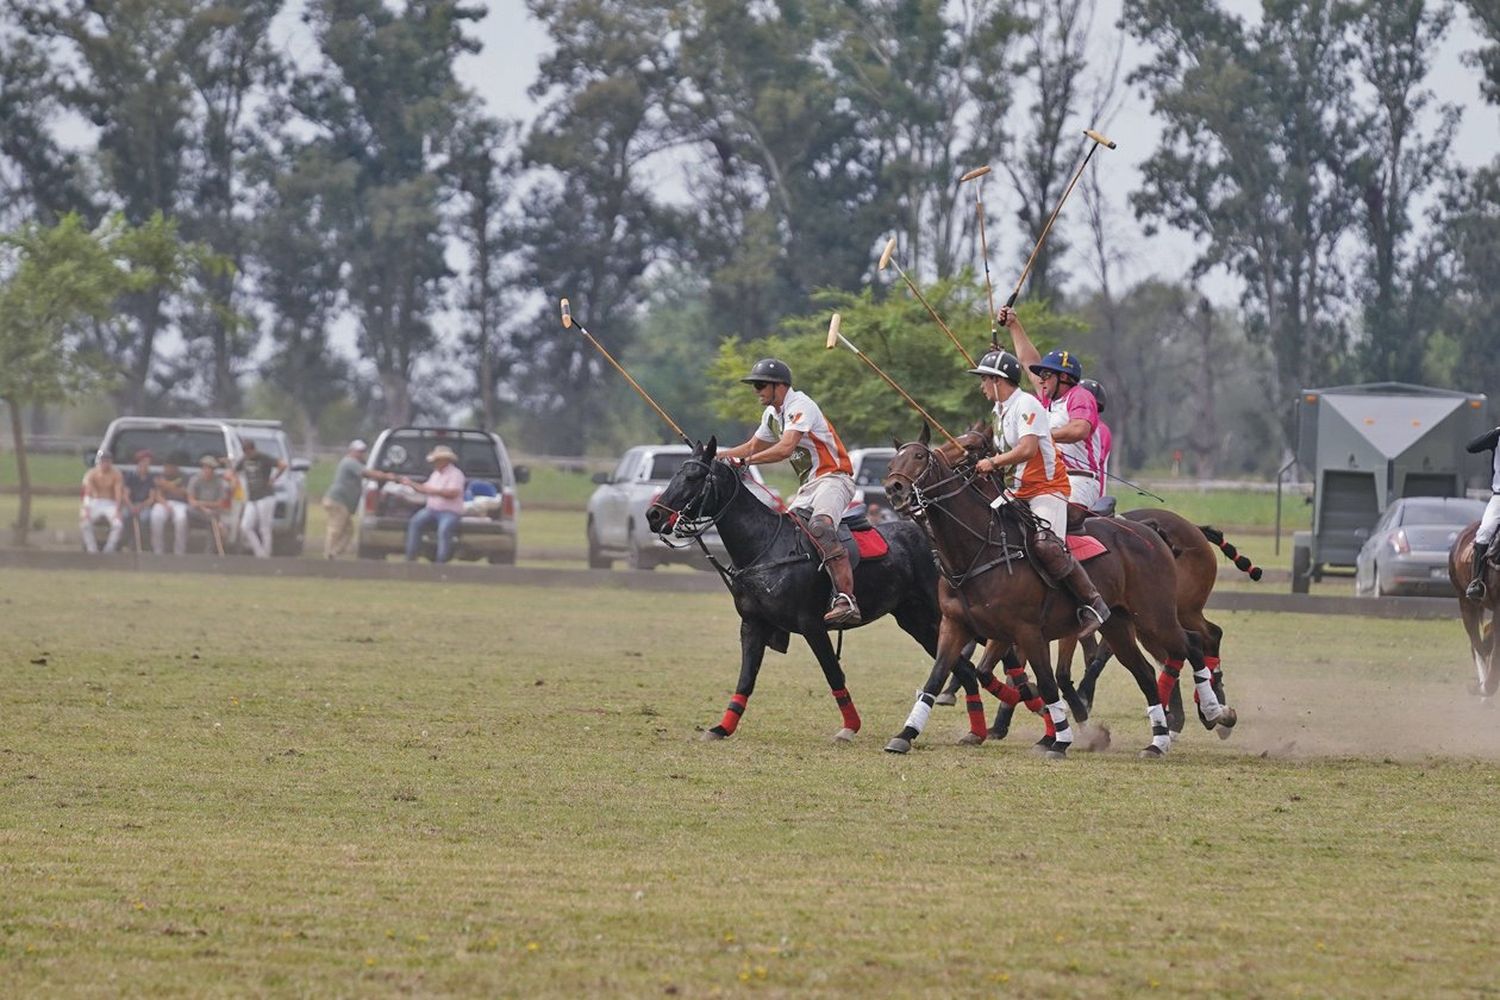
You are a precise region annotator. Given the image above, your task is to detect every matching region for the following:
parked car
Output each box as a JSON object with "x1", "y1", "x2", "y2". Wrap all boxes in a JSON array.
[
  {"x1": 357, "y1": 427, "x2": 527, "y2": 564},
  {"x1": 586, "y1": 444, "x2": 779, "y2": 570},
  {"x1": 222, "y1": 419, "x2": 310, "y2": 556},
  {"x1": 848, "y1": 446, "x2": 897, "y2": 522},
  {"x1": 1353, "y1": 496, "x2": 1486, "y2": 597},
  {"x1": 90, "y1": 416, "x2": 247, "y2": 552}
]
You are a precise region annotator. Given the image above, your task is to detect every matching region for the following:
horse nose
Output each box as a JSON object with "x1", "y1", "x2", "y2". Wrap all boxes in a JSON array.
[{"x1": 645, "y1": 508, "x2": 662, "y2": 532}]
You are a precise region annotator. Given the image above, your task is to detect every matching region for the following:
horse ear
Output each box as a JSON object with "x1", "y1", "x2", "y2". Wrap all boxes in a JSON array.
[
  {"x1": 919, "y1": 422, "x2": 931, "y2": 446},
  {"x1": 704, "y1": 436, "x2": 718, "y2": 460},
  {"x1": 891, "y1": 435, "x2": 903, "y2": 449}
]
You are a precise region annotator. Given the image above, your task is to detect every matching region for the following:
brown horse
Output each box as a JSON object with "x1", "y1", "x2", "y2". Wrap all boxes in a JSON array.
[
  {"x1": 1449, "y1": 522, "x2": 1500, "y2": 697},
  {"x1": 883, "y1": 429, "x2": 1233, "y2": 757}
]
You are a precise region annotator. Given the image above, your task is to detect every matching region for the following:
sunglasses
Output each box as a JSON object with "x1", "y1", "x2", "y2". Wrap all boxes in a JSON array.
[{"x1": 750, "y1": 381, "x2": 772, "y2": 390}]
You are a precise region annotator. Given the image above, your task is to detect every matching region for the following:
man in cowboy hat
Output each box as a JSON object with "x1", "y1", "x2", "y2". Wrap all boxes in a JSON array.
[
  {"x1": 996, "y1": 305, "x2": 1104, "y2": 508},
  {"x1": 718, "y1": 358, "x2": 863, "y2": 626},
  {"x1": 401, "y1": 444, "x2": 466, "y2": 563}
]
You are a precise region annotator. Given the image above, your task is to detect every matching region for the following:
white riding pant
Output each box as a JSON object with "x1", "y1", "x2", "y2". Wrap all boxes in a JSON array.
[
  {"x1": 150, "y1": 500, "x2": 189, "y2": 555},
  {"x1": 1477, "y1": 494, "x2": 1500, "y2": 546},
  {"x1": 789, "y1": 472, "x2": 856, "y2": 525},
  {"x1": 80, "y1": 499, "x2": 123, "y2": 553},
  {"x1": 240, "y1": 495, "x2": 277, "y2": 557},
  {"x1": 1066, "y1": 473, "x2": 1102, "y2": 509},
  {"x1": 1021, "y1": 491, "x2": 1069, "y2": 536}
]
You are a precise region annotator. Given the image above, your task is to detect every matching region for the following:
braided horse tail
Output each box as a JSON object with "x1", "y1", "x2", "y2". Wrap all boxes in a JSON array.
[{"x1": 1198, "y1": 525, "x2": 1263, "y2": 581}]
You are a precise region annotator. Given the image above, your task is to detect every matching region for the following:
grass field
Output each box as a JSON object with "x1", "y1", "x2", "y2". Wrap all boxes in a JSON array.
[{"x1": 2, "y1": 567, "x2": 1497, "y2": 996}]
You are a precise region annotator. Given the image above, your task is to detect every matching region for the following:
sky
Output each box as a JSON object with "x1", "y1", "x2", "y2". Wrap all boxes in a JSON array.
[{"x1": 456, "y1": 0, "x2": 1500, "y2": 307}]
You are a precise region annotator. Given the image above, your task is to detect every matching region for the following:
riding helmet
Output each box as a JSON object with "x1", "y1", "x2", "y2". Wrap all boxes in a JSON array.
[
  {"x1": 1029, "y1": 348, "x2": 1083, "y2": 383},
  {"x1": 1079, "y1": 377, "x2": 1106, "y2": 413},
  {"x1": 740, "y1": 358, "x2": 792, "y2": 386},
  {"x1": 967, "y1": 350, "x2": 1022, "y2": 384}
]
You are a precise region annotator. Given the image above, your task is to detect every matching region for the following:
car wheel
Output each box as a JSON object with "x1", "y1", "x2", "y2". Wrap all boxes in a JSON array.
[
  {"x1": 587, "y1": 519, "x2": 612, "y2": 569},
  {"x1": 626, "y1": 524, "x2": 656, "y2": 571}
]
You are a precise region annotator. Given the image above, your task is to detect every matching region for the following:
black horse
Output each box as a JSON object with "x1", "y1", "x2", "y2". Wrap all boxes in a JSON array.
[{"x1": 644, "y1": 437, "x2": 986, "y2": 742}]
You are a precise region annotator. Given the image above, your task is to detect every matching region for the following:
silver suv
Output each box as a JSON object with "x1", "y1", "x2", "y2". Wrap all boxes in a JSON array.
[
  {"x1": 357, "y1": 427, "x2": 526, "y2": 564},
  {"x1": 585, "y1": 444, "x2": 779, "y2": 570}
]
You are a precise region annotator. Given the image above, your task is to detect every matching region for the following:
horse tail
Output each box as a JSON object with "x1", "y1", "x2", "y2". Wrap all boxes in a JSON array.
[{"x1": 1198, "y1": 524, "x2": 1263, "y2": 581}]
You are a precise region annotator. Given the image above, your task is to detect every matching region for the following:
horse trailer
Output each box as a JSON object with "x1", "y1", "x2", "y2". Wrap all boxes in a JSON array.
[{"x1": 1286, "y1": 382, "x2": 1489, "y2": 593}]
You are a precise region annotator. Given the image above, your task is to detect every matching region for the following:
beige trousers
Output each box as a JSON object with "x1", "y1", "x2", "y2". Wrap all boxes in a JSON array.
[{"x1": 323, "y1": 498, "x2": 355, "y2": 558}]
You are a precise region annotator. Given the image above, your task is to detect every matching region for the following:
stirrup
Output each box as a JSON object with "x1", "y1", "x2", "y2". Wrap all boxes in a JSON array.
[
  {"x1": 1076, "y1": 603, "x2": 1108, "y2": 640},
  {"x1": 1467, "y1": 578, "x2": 1487, "y2": 600},
  {"x1": 824, "y1": 593, "x2": 862, "y2": 627}
]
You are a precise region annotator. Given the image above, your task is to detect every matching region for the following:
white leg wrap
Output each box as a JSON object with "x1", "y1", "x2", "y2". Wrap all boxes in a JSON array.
[
  {"x1": 1193, "y1": 669, "x2": 1223, "y2": 720},
  {"x1": 1147, "y1": 704, "x2": 1171, "y2": 751},
  {"x1": 1047, "y1": 699, "x2": 1072, "y2": 744},
  {"x1": 903, "y1": 693, "x2": 935, "y2": 734}
]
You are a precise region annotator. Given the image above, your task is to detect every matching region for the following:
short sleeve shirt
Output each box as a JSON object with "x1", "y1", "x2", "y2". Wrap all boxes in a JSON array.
[
  {"x1": 1041, "y1": 384, "x2": 1100, "y2": 476},
  {"x1": 189, "y1": 471, "x2": 230, "y2": 506},
  {"x1": 325, "y1": 456, "x2": 367, "y2": 511},
  {"x1": 993, "y1": 392, "x2": 1070, "y2": 500},
  {"x1": 236, "y1": 452, "x2": 279, "y2": 500},
  {"x1": 422, "y1": 464, "x2": 467, "y2": 515},
  {"x1": 752, "y1": 387, "x2": 853, "y2": 485},
  {"x1": 124, "y1": 469, "x2": 155, "y2": 504},
  {"x1": 155, "y1": 470, "x2": 189, "y2": 502}
]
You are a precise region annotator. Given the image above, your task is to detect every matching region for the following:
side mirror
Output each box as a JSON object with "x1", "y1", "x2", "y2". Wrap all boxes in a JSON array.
[
  {"x1": 513, "y1": 465, "x2": 530, "y2": 485},
  {"x1": 291, "y1": 458, "x2": 311, "y2": 473},
  {"x1": 591, "y1": 471, "x2": 610, "y2": 485}
]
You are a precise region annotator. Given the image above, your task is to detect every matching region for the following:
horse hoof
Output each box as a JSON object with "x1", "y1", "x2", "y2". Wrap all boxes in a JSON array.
[
  {"x1": 989, "y1": 722, "x2": 1011, "y2": 742},
  {"x1": 1138, "y1": 744, "x2": 1164, "y2": 759},
  {"x1": 701, "y1": 726, "x2": 728, "y2": 742},
  {"x1": 1030, "y1": 736, "x2": 1056, "y2": 755},
  {"x1": 956, "y1": 731, "x2": 985, "y2": 746},
  {"x1": 1215, "y1": 707, "x2": 1237, "y2": 729},
  {"x1": 1197, "y1": 708, "x2": 1216, "y2": 731},
  {"x1": 934, "y1": 692, "x2": 957, "y2": 707},
  {"x1": 833, "y1": 727, "x2": 857, "y2": 743},
  {"x1": 884, "y1": 737, "x2": 912, "y2": 754},
  {"x1": 1044, "y1": 744, "x2": 1070, "y2": 760}
]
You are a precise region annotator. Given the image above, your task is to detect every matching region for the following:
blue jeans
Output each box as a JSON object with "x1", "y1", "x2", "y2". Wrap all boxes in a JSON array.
[{"x1": 405, "y1": 507, "x2": 461, "y2": 563}]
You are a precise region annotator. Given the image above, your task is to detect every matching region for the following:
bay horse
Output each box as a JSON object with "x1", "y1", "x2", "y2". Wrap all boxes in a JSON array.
[
  {"x1": 643, "y1": 437, "x2": 989, "y2": 742},
  {"x1": 1449, "y1": 522, "x2": 1500, "y2": 698},
  {"x1": 882, "y1": 428, "x2": 1234, "y2": 757}
]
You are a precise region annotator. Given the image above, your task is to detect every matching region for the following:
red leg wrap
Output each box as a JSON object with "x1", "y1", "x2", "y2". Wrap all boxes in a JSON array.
[
  {"x1": 986, "y1": 675, "x2": 1022, "y2": 705},
  {"x1": 1157, "y1": 660, "x2": 1182, "y2": 707},
  {"x1": 1023, "y1": 697, "x2": 1045, "y2": 716},
  {"x1": 965, "y1": 694, "x2": 987, "y2": 737},
  {"x1": 719, "y1": 693, "x2": 748, "y2": 735},
  {"x1": 831, "y1": 687, "x2": 860, "y2": 732},
  {"x1": 1043, "y1": 712, "x2": 1057, "y2": 738}
]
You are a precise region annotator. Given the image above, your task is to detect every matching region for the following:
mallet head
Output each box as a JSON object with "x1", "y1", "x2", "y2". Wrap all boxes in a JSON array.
[
  {"x1": 1083, "y1": 128, "x2": 1117, "y2": 150},
  {"x1": 878, "y1": 238, "x2": 896, "y2": 271},
  {"x1": 960, "y1": 165, "x2": 992, "y2": 183},
  {"x1": 560, "y1": 298, "x2": 572, "y2": 328},
  {"x1": 825, "y1": 313, "x2": 842, "y2": 350}
]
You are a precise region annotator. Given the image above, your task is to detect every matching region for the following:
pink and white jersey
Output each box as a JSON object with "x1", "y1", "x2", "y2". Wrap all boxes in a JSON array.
[
  {"x1": 1042, "y1": 384, "x2": 1100, "y2": 478},
  {"x1": 1091, "y1": 419, "x2": 1112, "y2": 484},
  {"x1": 754, "y1": 387, "x2": 853, "y2": 485},
  {"x1": 992, "y1": 392, "x2": 1070, "y2": 501}
]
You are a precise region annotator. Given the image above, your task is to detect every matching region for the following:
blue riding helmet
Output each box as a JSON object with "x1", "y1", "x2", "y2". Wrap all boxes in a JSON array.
[
  {"x1": 1029, "y1": 349, "x2": 1082, "y2": 384},
  {"x1": 967, "y1": 349, "x2": 1022, "y2": 384}
]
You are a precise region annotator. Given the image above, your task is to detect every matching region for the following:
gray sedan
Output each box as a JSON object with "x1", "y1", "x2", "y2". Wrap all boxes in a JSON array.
[{"x1": 1353, "y1": 496, "x2": 1486, "y2": 597}]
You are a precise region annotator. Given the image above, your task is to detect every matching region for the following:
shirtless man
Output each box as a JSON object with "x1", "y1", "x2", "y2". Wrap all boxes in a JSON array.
[{"x1": 80, "y1": 452, "x2": 126, "y2": 553}]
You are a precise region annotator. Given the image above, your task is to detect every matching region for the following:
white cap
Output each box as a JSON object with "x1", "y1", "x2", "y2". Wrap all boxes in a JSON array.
[{"x1": 349, "y1": 439, "x2": 368, "y2": 452}]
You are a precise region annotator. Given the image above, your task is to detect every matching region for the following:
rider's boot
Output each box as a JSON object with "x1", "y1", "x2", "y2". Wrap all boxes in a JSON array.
[
  {"x1": 1467, "y1": 539, "x2": 1489, "y2": 600},
  {"x1": 812, "y1": 515, "x2": 862, "y2": 628},
  {"x1": 1030, "y1": 528, "x2": 1111, "y2": 640}
]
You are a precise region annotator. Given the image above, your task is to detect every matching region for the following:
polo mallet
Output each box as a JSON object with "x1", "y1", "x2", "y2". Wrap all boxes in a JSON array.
[
  {"x1": 824, "y1": 313, "x2": 959, "y2": 446},
  {"x1": 210, "y1": 514, "x2": 225, "y2": 556},
  {"x1": 130, "y1": 510, "x2": 142, "y2": 552},
  {"x1": 560, "y1": 298, "x2": 691, "y2": 445},
  {"x1": 959, "y1": 165, "x2": 998, "y2": 340},
  {"x1": 877, "y1": 238, "x2": 975, "y2": 368},
  {"x1": 1004, "y1": 128, "x2": 1117, "y2": 309}
]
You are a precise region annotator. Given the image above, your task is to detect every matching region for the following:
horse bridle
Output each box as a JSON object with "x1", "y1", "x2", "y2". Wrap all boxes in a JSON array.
[{"x1": 646, "y1": 457, "x2": 740, "y2": 543}]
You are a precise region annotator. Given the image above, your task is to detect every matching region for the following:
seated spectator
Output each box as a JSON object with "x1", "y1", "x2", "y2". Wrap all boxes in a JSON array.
[
  {"x1": 149, "y1": 455, "x2": 191, "y2": 555},
  {"x1": 79, "y1": 452, "x2": 126, "y2": 553},
  {"x1": 121, "y1": 450, "x2": 156, "y2": 550},
  {"x1": 402, "y1": 445, "x2": 466, "y2": 563},
  {"x1": 188, "y1": 455, "x2": 232, "y2": 552}
]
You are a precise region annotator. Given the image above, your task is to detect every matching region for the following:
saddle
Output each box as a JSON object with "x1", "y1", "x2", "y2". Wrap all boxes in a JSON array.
[
  {"x1": 1065, "y1": 494, "x2": 1117, "y2": 532},
  {"x1": 791, "y1": 505, "x2": 890, "y2": 570}
]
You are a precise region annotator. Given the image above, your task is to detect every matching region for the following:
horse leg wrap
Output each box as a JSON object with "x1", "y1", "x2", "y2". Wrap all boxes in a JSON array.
[
  {"x1": 965, "y1": 694, "x2": 987, "y2": 737},
  {"x1": 1006, "y1": 668, "x2": 1042, "y2": 708},
  {"x1": 903, "y1": 692, "x2": 936, "y2": 735},
  {"x1": 1046, "y1": 700, "x2": 1072, "y2": 745},
  {"x1": 1147, "y1": 704, "x2": 1171, "y2": 752},
  {"x1": 832, "y1": 687, "x2": 860, "y2": 732},
  {"x1": 1192, "y1": 668, "x2": 1224, "y2": 721},
  {"x1": 984, "y1": 674, "x2": 1022, "y2": 706},
  {"x1": 1157, "y1": 660, "x2": 1183, "y2": 708},
  {"x1": 718, "y1": 694, "x2": 748, "y2": 736}
]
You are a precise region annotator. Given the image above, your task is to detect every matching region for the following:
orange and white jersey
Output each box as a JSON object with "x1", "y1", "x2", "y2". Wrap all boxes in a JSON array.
[
  {"x1": 992, "y1": 391, "x2": 1070, "y2": 500},
  {"x1": 754, "y1": 387, "x2": 854, "y2": 484}
]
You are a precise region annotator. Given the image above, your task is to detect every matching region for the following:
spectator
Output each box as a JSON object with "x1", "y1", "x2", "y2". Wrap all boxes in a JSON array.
[
  {"x1": 79, "y1": 452, "x2": 126, "y2": 553},
  {"x1": 122, "y1": 450, "x2": 156, "y2": 551},
  {"x1": 188, "y1": 455, "x2": 232, "y2": 553},
  {"x1": 235, "y1": 438, "x2": 286, "y2": 558},
  {"x1": 402, "y1": 444, "x2": 466, "y2": 563},
  {"x1": 322, "y1": 439, "x2": 392, "y2": 559},
  {"x1": 149, "y1": 455, "x2": 191, "y2": 555}
]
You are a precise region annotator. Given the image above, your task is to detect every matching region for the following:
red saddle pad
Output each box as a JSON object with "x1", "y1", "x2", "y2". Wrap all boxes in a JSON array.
[
  {"x1": 1066, "y1": 533, "x2": 1108, "y2": 562},
  {"x1": 853, "y1": 527, "x2": 889, "y2": 560}
]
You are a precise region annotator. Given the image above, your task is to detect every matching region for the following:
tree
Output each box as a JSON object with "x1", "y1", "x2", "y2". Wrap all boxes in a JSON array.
[
  {"x1": 0, "y1": 213, "x2": 211, "y2": 545},
  {"x1": 1462, "y1": 0, "x2": 1500, "y2": 103},
  {"x1": 0, "y1": 26, "x2": 93, "y2": 227}
]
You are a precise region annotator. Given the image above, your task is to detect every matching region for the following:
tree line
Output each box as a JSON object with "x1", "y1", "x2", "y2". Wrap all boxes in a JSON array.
[{"x1": 1, "y1": 0, "x2": 1497, "y2": 474}]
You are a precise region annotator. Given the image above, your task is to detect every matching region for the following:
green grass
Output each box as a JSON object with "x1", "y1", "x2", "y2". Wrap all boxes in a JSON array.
[{"x1": 1, "y1": 568, "x2": 1497, "y2": 996}]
